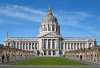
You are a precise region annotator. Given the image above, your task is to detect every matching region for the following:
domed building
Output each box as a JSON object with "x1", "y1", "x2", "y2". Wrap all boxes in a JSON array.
[{"x1": 4, "y1": 6, "x2": 96, "y2": 57}]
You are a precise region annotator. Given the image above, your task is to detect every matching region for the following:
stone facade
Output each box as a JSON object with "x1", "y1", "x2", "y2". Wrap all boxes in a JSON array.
[
  {"x1": 65, "y1": 46, "x2": 100, "y2": 62},
  {"x1": 4, "y1": 6, "x2": 97, "y2": 57},
  {"x1": 0, "y1": 46, "x2": 34, "y2": 62}
]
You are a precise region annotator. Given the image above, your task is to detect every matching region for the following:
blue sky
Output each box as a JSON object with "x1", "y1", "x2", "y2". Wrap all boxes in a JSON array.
[{"x1": 0, "y1": 0, "x2": 100, "y2": 45}]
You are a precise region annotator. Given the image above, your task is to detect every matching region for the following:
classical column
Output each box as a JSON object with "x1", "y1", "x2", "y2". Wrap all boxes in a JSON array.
[
  {"x1": 79, "y1": 43, "x2": 80, "y2": 49},
  {"x1": 63, "y1": 43, "x2": 65, "y2": 50},
  {"x1": 24, "y1": 42, "x2": 26, "y2": 50},
  {"x1": 47, "y1": 39, "x2": 48, "y2": 49},
  {"x1": 28, "y1": 43, "x2": 29, "y2": 51},
  {"x1": 82, "y1": 43, "x2": 84, "y2": 49},
  {"x1": 21, "y1": 42, "x2": 23, "y2": 49},
  {"x1": 87, "y1": 42, "x2": 89, "y2": 48},
  {"x1": 47, "y1": 51, "x2": 48, "y2": 56},
  {"x1": 47, "y1": 25, "x2": 48, "y2": 31},
  {"x1": 18, "y1": 42, "x2": 20, "y2": 49},
  {"x1": 34, "y1": 43, "x2": 35, "y2": 49},
  {"x1": 66, "y1": 43, "x2": 68, "y2": 51},
  {"x1": 43, "y1": 39, "x2": 44, "y2": 49},
  {"x1": 73, "y1": 43, "x2": 74, "y2": 50},
  {"x1": 54, "y1": 40, "x2": 57, "y2": 49},
  {"x1": 51, "y1": 39, "x2": 52, "y2": 49},
  {"x1": 76, "y1": 43, "x2": 77, "y2": 50},
  {"x1": 15, "y1": 42, "x2": 17, "y2": 49},
  {"x1": 70, "y1": 43, "x2": 71, "y2": 50},
  {"x1": 51, "y1": 51, "x2": 53, "y2": 56},
  {"x1": 31, "y1": 42, "x2": 32, "y2": 51},
  {"x1": 37, "y1": 43, "x2": 38, "y2": 49}
]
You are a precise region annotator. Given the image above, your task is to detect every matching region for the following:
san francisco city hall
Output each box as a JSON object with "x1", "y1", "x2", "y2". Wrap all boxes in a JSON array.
[{"x1": 4, "y1": 7, "x2": 96, "y2": 57}]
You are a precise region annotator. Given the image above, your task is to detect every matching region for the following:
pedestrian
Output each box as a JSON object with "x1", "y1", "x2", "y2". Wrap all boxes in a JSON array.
[{"x1": 2, "y1": 54, "x2": 5, "y2": 63}]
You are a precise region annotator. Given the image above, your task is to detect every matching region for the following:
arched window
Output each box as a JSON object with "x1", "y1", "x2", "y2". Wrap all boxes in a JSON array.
[
  {"x1": 48, "y1": 24, "x2": 51, "y2": 31},
  {"x1": 44, "y1": 25, "x2": 46, "y2": 31}
]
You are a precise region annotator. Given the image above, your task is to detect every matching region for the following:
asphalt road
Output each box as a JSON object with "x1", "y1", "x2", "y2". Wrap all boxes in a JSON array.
[{"x1": 0, "y1": 65, "x2": 100, "y2": 68}]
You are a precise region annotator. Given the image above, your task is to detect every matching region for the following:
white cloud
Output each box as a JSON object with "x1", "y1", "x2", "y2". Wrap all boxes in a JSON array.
[
  {"x1": 0, "y1": 5, "x2": 46, "y2": 23},
  {"x1": 0, "y1": 5, "x2": 94, "y2": 30}
]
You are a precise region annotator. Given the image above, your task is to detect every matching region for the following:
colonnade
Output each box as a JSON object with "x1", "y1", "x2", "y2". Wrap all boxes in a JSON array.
[
  {"x1": 7, "y1": 42, "x2": 38, "y2": 51},
  {"x1": 42, "y1": 39, "x2": 57, "y2": 49},
  {"x1": 62, "y1": 42, "x2": 93, "y2": 51}
]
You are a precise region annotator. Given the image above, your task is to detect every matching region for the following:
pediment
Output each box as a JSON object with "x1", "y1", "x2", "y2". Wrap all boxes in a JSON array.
[{"x1": 40, "y1": 33, "x2": 61, "y2": 38}]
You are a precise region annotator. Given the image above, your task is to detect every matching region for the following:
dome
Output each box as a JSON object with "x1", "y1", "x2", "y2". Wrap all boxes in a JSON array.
[
  {"x1": 39, "y1": 6, "x2": 60, "y2": 36},
  {"x1": 42, "y1": 6, "x2": 58, "y2": 24},
  {"x1": 43, "y1": 15, "x2": 58, "y2": 23}
]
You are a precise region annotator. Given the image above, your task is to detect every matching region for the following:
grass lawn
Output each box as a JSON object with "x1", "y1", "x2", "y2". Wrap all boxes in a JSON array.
[{"x1": 15, "y1": 57, "x2": 87, "y2": 66}]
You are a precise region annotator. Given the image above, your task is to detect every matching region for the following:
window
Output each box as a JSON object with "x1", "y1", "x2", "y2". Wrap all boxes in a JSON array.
[
  {"x1": 44, "y1": 40, "x2": 46, "y2": 49},
  {"x1": 48, "y1": 40, "x2": 50, "y2": 49},
  {"x1": 44, "y1": 50, "x2": 46, "y2": 55},
  {"x1": 52, "y1": 25, "x2": 55, "y2": 31},
  {"x1": 53, "y1": 51, "x2": 55, "y2": 55},
  {"x1": 48, "y1": 24, "x2": 51, "y2": 31}
]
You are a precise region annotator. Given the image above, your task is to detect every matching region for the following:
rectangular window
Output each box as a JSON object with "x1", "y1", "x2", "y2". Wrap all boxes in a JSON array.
[
  {"x1": 53, "y1": 51, "x2": 55, "y2": 55},
  {"x1": 48, "y1": 40, "x2": 50, "y2": 49},
  {"x1": 44, "y1": 50, "x2": 46, "y2": 55},
  {"x1": 44, "y1": 39, "x2": 46, "y2": 49}
]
